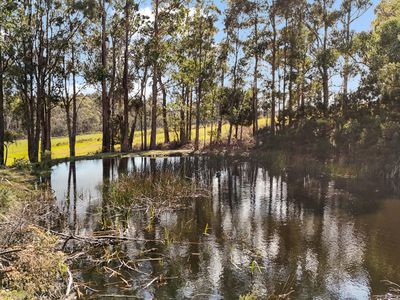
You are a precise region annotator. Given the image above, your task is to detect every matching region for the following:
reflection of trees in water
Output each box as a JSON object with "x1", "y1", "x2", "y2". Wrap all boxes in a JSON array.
[
  {"x1": 54, "y1": 156, "x2": 400, "y2": 298},
  {"x1": 67, "y1": 161, "x2": 77, "y2": 230}
]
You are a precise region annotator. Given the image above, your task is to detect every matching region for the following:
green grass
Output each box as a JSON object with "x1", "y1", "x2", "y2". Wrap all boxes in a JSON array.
[{"x1": 6, "y1": 118, "x2": 268, "y2": 166}]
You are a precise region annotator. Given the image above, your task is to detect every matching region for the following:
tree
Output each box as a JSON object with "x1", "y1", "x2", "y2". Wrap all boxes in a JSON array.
[
  {"x1": 340, "y1": 0, "x2": 371, "y2": 113},
  {"x1": 121, "y1": 0, "x2": 138, "y2": 152},
  {"x1": 0, "y1": 0, "x2": 18, "y2": 165},
  {"x1": 150, "y1": 0, "x2": 160, "y2": 150},
  {"x1": 306, "y1": 0, "x2": 340, "y2": 113},
  {"x1": 192, "y1": 0, "x2": 218, "y2": 150}
]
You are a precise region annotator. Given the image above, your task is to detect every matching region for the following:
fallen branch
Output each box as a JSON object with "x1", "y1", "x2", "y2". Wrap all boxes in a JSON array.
[
  {"x1": 97, "y1": 295, "x2": 140, "y2": 299},
  {"x1": 141, "y1": 276, "x2": 159, "y2": 290},
  {"x1": 0, "y1": 248, "x2": 22, "y2": 256},
  {"x1": 65, "y1": 267, "x2": 74, "y2": 296},
  {"x1": 45, "y1": 227, "x2": 202, "y2": 246}
]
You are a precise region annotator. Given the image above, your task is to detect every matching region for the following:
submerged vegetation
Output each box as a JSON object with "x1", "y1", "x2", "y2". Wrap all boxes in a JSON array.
[{"x1": 106, "y1": 172, "x2": 209, "y2": 214}]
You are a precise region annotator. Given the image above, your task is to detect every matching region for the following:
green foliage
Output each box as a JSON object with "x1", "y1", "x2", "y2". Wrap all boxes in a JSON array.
[
  {"x1": 0, "y1": 186, "x2": 16, "y2": 209},
  {"x1": 239, "y1": 293, "x2": 258, "y2": 300},
  {"x1": 11, "y1": 159, "x2": 32, "y2": 171}
]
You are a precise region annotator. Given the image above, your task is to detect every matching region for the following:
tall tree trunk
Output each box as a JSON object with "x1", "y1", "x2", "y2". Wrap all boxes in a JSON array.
[
  {"x1": 271, "y1": 4, "x2": 277, "y2": 135},
  {"x1": 195, "y1": 81, "x2": 202, "y2": 150},
  {"x1": 187, "y1": 88, "x2": 193, "y2": 141},
  {"x1": 143, "y1": 95, "x2": 147, "y2": 150},
  {"x1": 252, "y1": 18, "x2": 259, "y2": 135},
  {"x1": 46, "y1": 102, "x2": 51, "y2": 153},
  {"x1": 300, "y1": 60, "x2": 306, "y2": 113},
  {"x1": 229, "y1": 36, "x2": 239, "y2": 146},
  {"x1": 128, "y1": 113, "x2": 138, "y2": 150},
  {"x1": 109, "y1": 39, "x2": 117, "y2": 153},
  {"x1": 0, "y1": 62, "x2": 4, "y2": 166},
  {"x1": 121, "y1": 1, "x2": 130, "y2": 153},
  {"x1": 140, "y1": 65, "x2": 148, "y2": 150},
  {"x1": 322, "y1": 0, "x2": 329, "y2": 113},
  {"x1": 210, "y1": 93, "x2": 215, "y2": 146},
  {"x1": 159, "y1": 75, "x2": 170, "y2": 144},
  {"x1": 71, "y1": 44, "x2": 77, "y2": 157},
  {"x1": 228, "y1": 123, "x2": 233, "y2": 145},
  {"x1": 194, "y1": 16, "x2": 204, "y2": 151},
  {"x1": 288, "y1": 64, "x2": 293, "y2": 125},
  {"x1": 179, "y1": 85, "x2": 186, "y2": 145},
  {"x1": 101, "y1": 0, "x2": 111, "y2": 153},
  {"x1": 150, "y1": 0, "x2": 159, "y2": 150},
  {"x1": 24, "y1": 2, "x2": 39, "y2": 163},
  {"x1": 45, "y1": 77, "x2": 52, "y2": 155},
  {"x1": 342, "y1": 4, "x2": 351, "y2": 115},
  {"x1": 282, "y1": 16, "x2": 288, "y2": 130},
  {"x1": 140, "y1": 111, "x2": 144, "y2": 150},
  {"x1": 235, "y1": 124, "x2": 238, "y2": 140},
  {"x1": 217, "y1": 64, "x2": 224, "y2": 141}
]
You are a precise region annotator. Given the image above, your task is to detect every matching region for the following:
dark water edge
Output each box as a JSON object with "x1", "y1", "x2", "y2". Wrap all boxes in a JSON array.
[{"x1": 43, "y1": 155, "x2": 400, "y2": 299}]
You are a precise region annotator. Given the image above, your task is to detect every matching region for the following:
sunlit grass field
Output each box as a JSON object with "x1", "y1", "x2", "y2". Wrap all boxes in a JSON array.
[{"x1": 6, "y1": 118, "x2": 268, "y2": 165}]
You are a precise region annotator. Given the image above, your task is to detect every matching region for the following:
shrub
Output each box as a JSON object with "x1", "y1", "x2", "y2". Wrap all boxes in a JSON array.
[{"x1": 11, "y1": 159, "x2": 31, "y2": 171}]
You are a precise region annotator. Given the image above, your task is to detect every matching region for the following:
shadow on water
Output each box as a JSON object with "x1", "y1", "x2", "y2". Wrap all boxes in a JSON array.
[{"x1": 46, "y1": 156, "x2": 400, "y2": 299}]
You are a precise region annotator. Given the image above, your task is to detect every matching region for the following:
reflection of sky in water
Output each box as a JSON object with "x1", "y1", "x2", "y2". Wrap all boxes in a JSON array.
[{"x1": 50, "y1": 156, "x2": 400, "y2": 299}]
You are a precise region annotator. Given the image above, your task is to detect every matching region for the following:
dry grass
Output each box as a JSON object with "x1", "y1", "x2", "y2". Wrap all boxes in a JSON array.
[{"x1": 0, "y1": 171, "x2": 69, "y2": 299}]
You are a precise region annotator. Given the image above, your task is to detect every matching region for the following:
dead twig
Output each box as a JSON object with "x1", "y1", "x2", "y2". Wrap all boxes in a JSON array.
[
  {"x1": 65, "y1": 267, "x2": 74, "y2": 296},
  {"x1": 141, "y1": 276, "x2": 159, "y2": 290},
  {"x1": 0, "y1": 248, "x2": 22, "y2": 256}
]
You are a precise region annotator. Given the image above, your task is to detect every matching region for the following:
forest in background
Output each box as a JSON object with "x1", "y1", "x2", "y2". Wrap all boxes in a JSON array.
[{"x1": 0, "y1": 0, "x2": 400, "y2": 176}]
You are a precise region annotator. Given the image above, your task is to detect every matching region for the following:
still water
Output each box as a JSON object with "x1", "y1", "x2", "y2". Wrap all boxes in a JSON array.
[{"x1": 49, "y1": 156, "x2": 400, "y2": 299}]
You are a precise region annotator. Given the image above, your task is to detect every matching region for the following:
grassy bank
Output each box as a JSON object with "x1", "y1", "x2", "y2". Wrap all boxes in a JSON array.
[
  {"x1": 7, "y1": 119, "x2": 268, "y2": 166},
  {"x1": 0, "y1": 167, "x2": 70, "y2": 299}
]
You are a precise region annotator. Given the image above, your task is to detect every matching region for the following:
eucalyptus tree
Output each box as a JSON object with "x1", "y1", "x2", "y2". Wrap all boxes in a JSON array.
[
  {"x1": 38, "y1": 0, "x2": 77, "y2": 158},
  {"x1": 8, "y1": 0, "x2": 76, "y2": 162},
  {"x1": 242, "y1": 0, "x2": 267, "y2": 134},
  {"x1": 0, "y1": 0, "x2": 18, "y2": 165},
  {"x1": 9, "y1": 0, "x2": 38, "y2": 163},
  {"x1": 78, "y1": 0, "x2": 115, "y2": 153},
  {"x1": 225, "y1": 0, "x2": 248, "y2": 142},
  {"x1": 269, "y1": 0, "x2": 278, "y2": 134},
  {"x1": 357, "y1": 0, "x2": 400, "y2": 105},
  {"x1": 275, "y1": 0, "x2": 309, "y2": 126},
  {"x1": 156, "y1": 0, "x2": 188, "y2": 145},
  {"x1": 215, "y1": 40, "x2": 229, "y2": 141},
  {"x1": 339, "y1": 0, "x2": 371, "y2": 113},
  {"x1": 169, "y1": 3, "x2": 206, "y2": 145},
  {"x1": 306, "y1": 0, "x2": 340, "y2": 113},
  {"x1": 170, "y1": 13, "x2": 194, "y2": 145},
  {"x1": 99, "y1": 0, "x2": 111, "y2": 152},
  {"x1": 147, "y1": 0, "x2": 183, "y2": 149},
  {"x1": 61, "y1": 0, "x2": 88, "y2": 157},
  {"x1": 192, "y1": 0, "x2": 218, "y2": 150},
  {"x1": 116, "y1": 0, "x2": 141, "y2": 152},
  {"x1": 149, "y1": 0, "x2": 160, "y2": 149}
]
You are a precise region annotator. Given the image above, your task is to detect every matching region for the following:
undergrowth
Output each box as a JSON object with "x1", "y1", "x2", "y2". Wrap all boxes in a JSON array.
[{"x1": 0, "y1": 168, "x2": 68, "y2": 299}]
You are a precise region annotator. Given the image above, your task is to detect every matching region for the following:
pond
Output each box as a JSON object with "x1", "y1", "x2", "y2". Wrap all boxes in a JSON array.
[{"x1": 48, "y1": 155, "x2": 400, "y2": 299}]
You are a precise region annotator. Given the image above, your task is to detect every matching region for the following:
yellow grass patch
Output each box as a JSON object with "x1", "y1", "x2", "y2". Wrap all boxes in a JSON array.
[{"x1": 6, "y1": 118, "x2": 268, "y2": 165}]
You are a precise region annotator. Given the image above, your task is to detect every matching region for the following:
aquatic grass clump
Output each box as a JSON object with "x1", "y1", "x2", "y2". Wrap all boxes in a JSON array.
[{"x1": 106, "y1": 172, "x2": 208, "y2": 214}]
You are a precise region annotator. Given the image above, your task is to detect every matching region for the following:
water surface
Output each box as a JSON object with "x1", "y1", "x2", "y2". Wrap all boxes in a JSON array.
[{"x1": 49, "y1": 156, "x2": 400, "y2": 299}]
